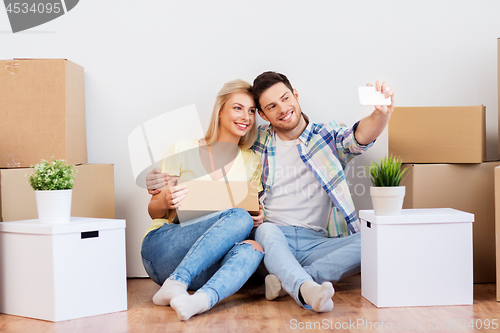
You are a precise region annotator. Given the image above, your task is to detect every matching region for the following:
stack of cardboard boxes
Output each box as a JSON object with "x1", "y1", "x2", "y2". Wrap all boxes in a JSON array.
[
  {"x1": 389, "y1": 104, "x2": 497, "y2": 285},
  {"x1": 0, "y1": 59, "x2": 115, "y2": 222},
  {"x1": 390, "y1": 37, "x2": 500, "y2": 300}
]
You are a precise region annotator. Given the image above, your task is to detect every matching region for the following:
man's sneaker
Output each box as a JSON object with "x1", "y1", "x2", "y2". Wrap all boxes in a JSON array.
[{"x1": 264, "y1": 274, "x2": 288, "y2": 300}]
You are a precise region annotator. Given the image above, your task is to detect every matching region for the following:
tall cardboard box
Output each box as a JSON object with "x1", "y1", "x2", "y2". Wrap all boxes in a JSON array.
[
  {"x1": 0, "y1": 59, "x2": 87, "y2": 168},
  {"x1": 389, "y1": 106, "x2": 486, "y2": 163},
  {"x1": 0, "y1": 164, "x2": 115, "y2": 222},
  {"x1": 495, "y1": 166, "x2": 500, "y2": 300},
  {"x1": 401, "y1": 161, "x2": 500, "y2": 283}
]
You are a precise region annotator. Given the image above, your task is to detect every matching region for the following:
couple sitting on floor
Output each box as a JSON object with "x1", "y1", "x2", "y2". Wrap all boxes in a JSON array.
[{"x1": 141, "y1": 71, "x2": 395, "y2": 321}]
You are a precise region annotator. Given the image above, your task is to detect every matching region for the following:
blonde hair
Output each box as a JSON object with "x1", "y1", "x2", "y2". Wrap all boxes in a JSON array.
[{"x1": 203, "y1": 79, "x2": 257, "y2": 150}]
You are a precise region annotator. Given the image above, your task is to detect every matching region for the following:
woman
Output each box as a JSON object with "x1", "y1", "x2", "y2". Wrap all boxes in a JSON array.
[{"x1": 141, "y1": 79, "x2": 264, "y2": 321}]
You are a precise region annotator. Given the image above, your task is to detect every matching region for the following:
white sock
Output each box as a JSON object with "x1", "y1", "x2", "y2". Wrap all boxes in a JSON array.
[
  {"x1": 299, "y1": 281, "x2": 335, "y2": 312},
  {"x1": 152, "y1": 278, "x2": 188, "y2": 306},
  {"x1": 171, "y1": 292, "x2": 210, "y2": 321},
  {"x1": 264, "y1": 274, "x2": 288, "y2": 300}
]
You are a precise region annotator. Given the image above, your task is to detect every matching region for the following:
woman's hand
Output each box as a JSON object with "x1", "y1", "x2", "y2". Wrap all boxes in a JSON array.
[
  {"x1": 252, "y1": 205, "x2": 265, "y2": 229},
  {"x1": 162, "y1": 183, "x2": 188, "y2": 210}
]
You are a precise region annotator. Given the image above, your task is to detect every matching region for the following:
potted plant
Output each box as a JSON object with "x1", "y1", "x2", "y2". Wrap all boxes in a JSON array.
[
  {"x1": 26, "y1": 158, "x2": 77, "y2": 224},
  {"x1": 365, "y1": 155, "x2": 408, "y2": 216}
]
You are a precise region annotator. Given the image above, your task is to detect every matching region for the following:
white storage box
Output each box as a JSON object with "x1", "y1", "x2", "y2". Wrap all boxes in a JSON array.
[
  {"x1": 0, "y1": 217, "x2": 127, "y2": 321},
  {"x1": 360, "y1": 208, "x2": 473, "y2": 308}
]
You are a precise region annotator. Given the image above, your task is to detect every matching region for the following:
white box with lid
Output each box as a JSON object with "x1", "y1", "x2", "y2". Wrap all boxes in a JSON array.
[
  {"x1": 360, "y1": 208, "x2": 474, "y2": 308},
  {"x1": 0, "y1": 217, "x2": 127, "y2": 322}
]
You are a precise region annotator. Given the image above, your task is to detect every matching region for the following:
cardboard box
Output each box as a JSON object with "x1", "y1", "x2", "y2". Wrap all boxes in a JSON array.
[
  {"x1": 0, "y1": 164, "x2": 115, "y2": 222},
  {"x1": 0, "y1": 217, "x2": 127, "y2": 321},
  {"x1": 389, "y1": 105, "x2": 486, "y2": 163},
  {"x1": 498, "y1": 38, "x2": 500, "y2": 155},
  {"x1": 0, "y1": 59, "x2": 87, "y2": 168},
  {"x1": 360, "y1": 209, "x2": 473, "y2": 307},
  {"x1": 495, "y1": 166, "x2": 500, "y2": 300},
  {"x1": 168, "y1": 180, "x2": 259, "y2": 223},
  {"x1": 401, "y1": 161, "x2": 500, "y2": 283}
]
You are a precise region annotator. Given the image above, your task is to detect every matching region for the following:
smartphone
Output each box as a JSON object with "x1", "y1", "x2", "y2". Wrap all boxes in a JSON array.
[{"x1": 358, "y1": 86, "x2": 391, "y2": 106}]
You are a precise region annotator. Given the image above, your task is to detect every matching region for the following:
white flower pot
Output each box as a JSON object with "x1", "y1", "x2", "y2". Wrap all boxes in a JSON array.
[
  {"x1": 35, "y1": 189, "x2": 73, "y2": 224},
  {"x1": 370, "y1": 186, "x2": 405, "y2": 216}
]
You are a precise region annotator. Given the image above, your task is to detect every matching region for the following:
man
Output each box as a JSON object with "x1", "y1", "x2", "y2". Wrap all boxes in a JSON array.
[
  {"x1": 249, "y1": 72, "x2": 394, "y2": 313},
  {"x1": 146, "y1": 72, "x2": 394, "y2": 313}
]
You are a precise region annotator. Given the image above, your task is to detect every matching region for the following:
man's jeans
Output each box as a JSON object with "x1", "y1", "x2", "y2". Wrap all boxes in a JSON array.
[
  {"x1": 141, "y1": 208, "x2": 263, "y2": 309},
  {"x1": 255, "y1": 222, "x2": 361, "y2": 308}
]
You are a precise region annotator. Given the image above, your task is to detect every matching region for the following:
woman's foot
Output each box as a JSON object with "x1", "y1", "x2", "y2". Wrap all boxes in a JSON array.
[
  {"x1": 171, "y1": 292, "x2": 210, "y2": 321},
  {"x1": 299, "y1": 281, "x2": 335, "y2": 312},
  {"x1": 264, "y1": 274, "x2": 287, "y2": 300},
  {"x1": 152, "y1": 278, "x2": 188, "y2": 306}
]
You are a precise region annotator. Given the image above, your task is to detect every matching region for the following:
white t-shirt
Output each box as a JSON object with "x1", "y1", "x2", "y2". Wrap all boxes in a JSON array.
[{"x1": 264, "y1": 134, "x2": 333, "y2": 233}]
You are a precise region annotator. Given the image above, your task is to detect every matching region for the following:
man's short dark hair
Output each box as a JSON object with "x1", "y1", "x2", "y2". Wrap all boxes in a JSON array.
[{"x1": 253, "y1": 71, "x2": 294, "y2": 111}]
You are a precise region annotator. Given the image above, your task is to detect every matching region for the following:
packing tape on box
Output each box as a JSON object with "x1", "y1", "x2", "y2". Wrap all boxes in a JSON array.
[
  {"x1": 5, "y1": 59, "x2": 19, "y2": 74},
  {"x1": 6, "y1": 154, "x2": 21, "y2": 168}
]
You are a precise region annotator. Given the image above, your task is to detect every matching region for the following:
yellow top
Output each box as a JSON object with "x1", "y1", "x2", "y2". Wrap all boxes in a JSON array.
[{"x1": 143, "y1": 139, "x2": 262, "y2": 239}]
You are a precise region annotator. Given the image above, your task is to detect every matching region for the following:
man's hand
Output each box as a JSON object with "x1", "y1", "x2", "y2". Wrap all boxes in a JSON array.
[
  {"x1": 147, "y1": 167, "x2": 170, "y2": 195},
  {"x1": 252, "y1": 205, "x2": 265, "y2": 229},
  {"x1": 355, "y1": 80, "x2": 395, "y2": 145},
  {"x1": 367, "y1": 80, "x2": 395, "y2": 115}
]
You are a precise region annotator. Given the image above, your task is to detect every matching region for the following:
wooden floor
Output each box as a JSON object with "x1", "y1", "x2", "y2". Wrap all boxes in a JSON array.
[{"x1": 1, "y1": 274, "x2": 499, "y2": 333}]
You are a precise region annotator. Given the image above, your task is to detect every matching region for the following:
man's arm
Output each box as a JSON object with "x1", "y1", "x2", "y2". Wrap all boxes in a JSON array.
[
  {"x1": 251, "y1": 204, "x2": 265, "y2": 229},
  {"x1": 354, "y1": 81, "x2": 395, "y2": 146},
  {"x1": 147, "y1": 176, "x2": 187, "y2": 219}
]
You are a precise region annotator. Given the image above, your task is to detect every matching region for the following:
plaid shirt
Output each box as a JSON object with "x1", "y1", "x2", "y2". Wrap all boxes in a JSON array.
[{"x1": 252, "y1": 114, "x2": 374, "y2": 237}]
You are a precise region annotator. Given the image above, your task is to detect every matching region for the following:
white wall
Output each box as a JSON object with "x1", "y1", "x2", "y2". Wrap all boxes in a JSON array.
[{"x1": 2, "y1": 0, "x2": 500, "y2": 277}]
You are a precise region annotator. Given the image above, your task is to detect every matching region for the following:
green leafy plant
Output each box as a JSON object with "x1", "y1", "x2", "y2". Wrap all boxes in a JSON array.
[
  {"x1": 365, "y1": 155, "x2": 408, "y2": 187},
  {"x1": 27, "y1": 158, "x2": 77, "y2": 191}
]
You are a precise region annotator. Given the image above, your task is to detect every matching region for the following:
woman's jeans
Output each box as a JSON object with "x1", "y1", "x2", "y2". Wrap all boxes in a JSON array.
[
  {"x1": 255, "y1": 223, "x2": 361, "y2": 308},
  {"x1": 141, "y1": 208, "x2": 263, "y2": 309}
]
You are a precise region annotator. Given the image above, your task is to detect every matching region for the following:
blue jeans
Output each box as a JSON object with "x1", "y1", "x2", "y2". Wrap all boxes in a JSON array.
[
  {"x1": 255, "y1": 223, "x2": 361, "y2": 308},
  {"x1": 141, "y1": 208, "x2": 263, "y2": 309}
]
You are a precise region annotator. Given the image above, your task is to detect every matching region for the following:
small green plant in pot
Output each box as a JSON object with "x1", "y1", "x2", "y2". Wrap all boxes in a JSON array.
[
  {"x1": 365, "y1": 155, "x2": 408, "y2": 215},
  {"x1": 27, "y1": 158, "x2": 77, "y2": 224}
]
